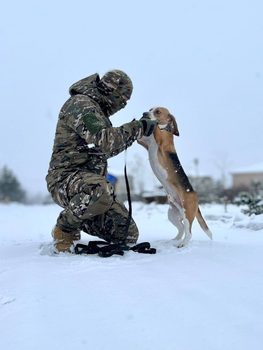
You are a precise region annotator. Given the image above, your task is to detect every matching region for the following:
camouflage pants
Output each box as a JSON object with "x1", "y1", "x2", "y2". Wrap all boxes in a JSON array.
[{"x1": 50, "y1": 171, "x2": 139, "y2": 244}]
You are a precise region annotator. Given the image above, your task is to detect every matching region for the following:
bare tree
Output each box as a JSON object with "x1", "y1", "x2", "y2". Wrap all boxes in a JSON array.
[
  {"x1": 213, "y1": 150, "x2": 233, "y2": 190},
  {"x1": 192, "y1": 158, "x2": 200, "y2": 191}
]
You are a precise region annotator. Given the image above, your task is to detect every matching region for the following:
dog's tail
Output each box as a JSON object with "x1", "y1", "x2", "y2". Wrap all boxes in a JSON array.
[{"x1": 196, "y1": 207, "x2": 213, "y2": 240}]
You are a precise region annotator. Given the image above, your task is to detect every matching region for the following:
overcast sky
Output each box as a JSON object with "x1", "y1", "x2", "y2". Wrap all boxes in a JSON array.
[{"x1": 1, "y1": 0, "x2": 262, "y2": 196}]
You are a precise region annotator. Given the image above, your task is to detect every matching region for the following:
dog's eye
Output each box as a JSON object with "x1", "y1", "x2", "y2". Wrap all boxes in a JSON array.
[{"x1": 155, "y1": 110, "x2": 161, "y2": 114}]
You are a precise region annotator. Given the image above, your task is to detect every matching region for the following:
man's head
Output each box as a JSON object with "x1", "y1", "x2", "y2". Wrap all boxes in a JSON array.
[{"x1": 97, "y1": 70, "x2": 133, "y2": 116}]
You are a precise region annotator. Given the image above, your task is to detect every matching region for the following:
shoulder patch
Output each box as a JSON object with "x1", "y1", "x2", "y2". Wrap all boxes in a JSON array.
[{"x1": 83, "y1": 113, "x2": 103, "y2": 135}]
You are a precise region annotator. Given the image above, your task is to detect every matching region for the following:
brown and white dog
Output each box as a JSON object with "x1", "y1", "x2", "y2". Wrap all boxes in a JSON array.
[{"x1": 138, "y1": 107, "x2": 212, "y2": 247}]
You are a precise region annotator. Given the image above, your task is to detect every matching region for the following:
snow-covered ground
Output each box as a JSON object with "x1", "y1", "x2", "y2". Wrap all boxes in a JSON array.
[{"x1": 1, "y1": 202, "x2": 263, "y2": 350}]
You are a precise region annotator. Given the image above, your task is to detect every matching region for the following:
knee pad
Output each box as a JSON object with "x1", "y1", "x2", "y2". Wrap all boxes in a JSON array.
[
  {"x1": 69, "y1": 181, "x2": 114, "y2": 220},
  {"x1": 88, "y1": 184, "x2": 115, "y2": 216}
]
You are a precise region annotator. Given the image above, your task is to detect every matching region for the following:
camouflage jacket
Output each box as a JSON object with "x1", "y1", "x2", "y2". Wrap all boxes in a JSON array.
[{"x1": 46, "y1": 73, "x2": 143, "y2": 191}]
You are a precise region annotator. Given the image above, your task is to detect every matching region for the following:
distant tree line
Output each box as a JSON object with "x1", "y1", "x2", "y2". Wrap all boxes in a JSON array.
[
  {"x1": 2, "y1": 160, "x2": 263, "y2": 216},
  {"x1": 0, "y1": 165, "x2": 26, "y2": 203},
  {"x1": 233, "y1": 180, "x2": 263, "y2": 216}
]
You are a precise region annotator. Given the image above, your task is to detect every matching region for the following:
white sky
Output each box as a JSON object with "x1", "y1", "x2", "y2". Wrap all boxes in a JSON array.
[{"x1": 1, "y1": 0, "x2": 262, "y2": 196}]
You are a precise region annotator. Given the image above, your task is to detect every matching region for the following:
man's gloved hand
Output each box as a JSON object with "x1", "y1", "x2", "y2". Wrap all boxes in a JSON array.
[{"x1": 139, "y1": 116, "x2": 159, "y2": 137}]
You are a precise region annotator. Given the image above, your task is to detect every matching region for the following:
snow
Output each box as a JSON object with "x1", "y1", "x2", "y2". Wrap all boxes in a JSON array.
[{"x1": 1, "y1": 202, "x2": 263, "y2": 350}]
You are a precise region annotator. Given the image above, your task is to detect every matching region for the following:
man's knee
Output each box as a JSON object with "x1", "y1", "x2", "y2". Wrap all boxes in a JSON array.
[
  {"x1": 104, "y1": 199, "x2": 139, "y2": 244},
  {"x1": 87, "y1": 181, "x2": 115, "y2": 216},
  {"x1": 69, "y1": 181, "x2": 114, "y2": 220}
]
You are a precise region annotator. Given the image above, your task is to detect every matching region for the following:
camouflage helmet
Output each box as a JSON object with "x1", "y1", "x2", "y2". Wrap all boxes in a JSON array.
[{"x1": 97, "y1": 70, "x2": 133, "y2": 116}]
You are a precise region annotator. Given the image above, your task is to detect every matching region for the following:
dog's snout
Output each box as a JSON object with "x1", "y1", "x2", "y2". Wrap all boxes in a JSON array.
[{"x1": 143, "y1": 112, "x2": 150, "y2": 118}]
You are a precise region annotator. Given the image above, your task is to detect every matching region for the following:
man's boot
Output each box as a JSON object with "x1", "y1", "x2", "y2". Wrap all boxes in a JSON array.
[{"x1": 52, "y1": 225, "x2": 81, "y2": 253}]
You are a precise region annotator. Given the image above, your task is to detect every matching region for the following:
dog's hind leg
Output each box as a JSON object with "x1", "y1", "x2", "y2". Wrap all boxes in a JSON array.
[
  {"x1": 178, "y1": 215, "x2": 192, "y2": 248},
  {"x1": 168, "y1": 202, "x2": 185, "y2": 241},
  {"x1": 177, "y1": 193, "x2": 198, "y2": 248}
]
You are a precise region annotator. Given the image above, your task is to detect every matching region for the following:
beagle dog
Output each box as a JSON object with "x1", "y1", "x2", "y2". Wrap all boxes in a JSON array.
[{"x1": 138, "y1": 107, "x2": 212, "y2": 248}]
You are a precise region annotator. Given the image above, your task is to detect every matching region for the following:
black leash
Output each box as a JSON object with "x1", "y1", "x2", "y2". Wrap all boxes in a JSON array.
[
  {"x1": 75, "y1": 240, "x2": 156, "y2": 257},
  {"x1": 124, "y1": 147, "x2": 132, "y2": 237},
  {"x1": 74, "y1": 148, "x2": 157, "y2": 257}
]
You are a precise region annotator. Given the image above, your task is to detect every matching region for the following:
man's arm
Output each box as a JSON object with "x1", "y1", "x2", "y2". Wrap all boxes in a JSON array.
[{"x1": 64, "y1": 105, "x2": 143, "y2": 158}]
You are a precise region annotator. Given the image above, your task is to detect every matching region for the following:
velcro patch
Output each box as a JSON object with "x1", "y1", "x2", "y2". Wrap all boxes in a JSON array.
[{"x1": 83, "y1": 113, "x2": 102, "y2": 135}]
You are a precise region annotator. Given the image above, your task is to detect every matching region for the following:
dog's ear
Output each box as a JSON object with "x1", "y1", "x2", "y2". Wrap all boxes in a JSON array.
[{"x1": 169, "y1": 114, "x2": 180, "y2": 137}]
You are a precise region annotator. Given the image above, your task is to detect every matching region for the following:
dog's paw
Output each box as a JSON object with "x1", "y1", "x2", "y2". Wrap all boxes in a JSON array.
[{"x1": 177, "y1": 243, "x2": 185, "y2": 248}]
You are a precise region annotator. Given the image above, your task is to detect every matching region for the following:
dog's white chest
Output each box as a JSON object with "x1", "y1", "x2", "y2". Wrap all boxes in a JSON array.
[
  {"x1": 140, "y1": 135, "x2": 169, "y2": 186},
  {"x1": 140, "y1": 135, "x2": 183, "y2": 210}
]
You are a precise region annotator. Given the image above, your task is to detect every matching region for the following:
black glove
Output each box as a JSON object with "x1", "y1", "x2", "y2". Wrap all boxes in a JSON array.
[{"x1": 140, "y1": 116, "x2": 159, "y2": 137}]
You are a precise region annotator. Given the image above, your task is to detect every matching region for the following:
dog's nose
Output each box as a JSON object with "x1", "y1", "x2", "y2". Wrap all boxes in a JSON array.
[{"x1": 143, "y1": 112, "x2": 149, "y2": 118}]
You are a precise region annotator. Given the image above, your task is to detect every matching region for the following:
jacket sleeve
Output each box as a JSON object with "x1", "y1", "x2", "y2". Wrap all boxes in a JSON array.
[{"x1": 64, "y1": 101, "x2": 143, "y2": 158}]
